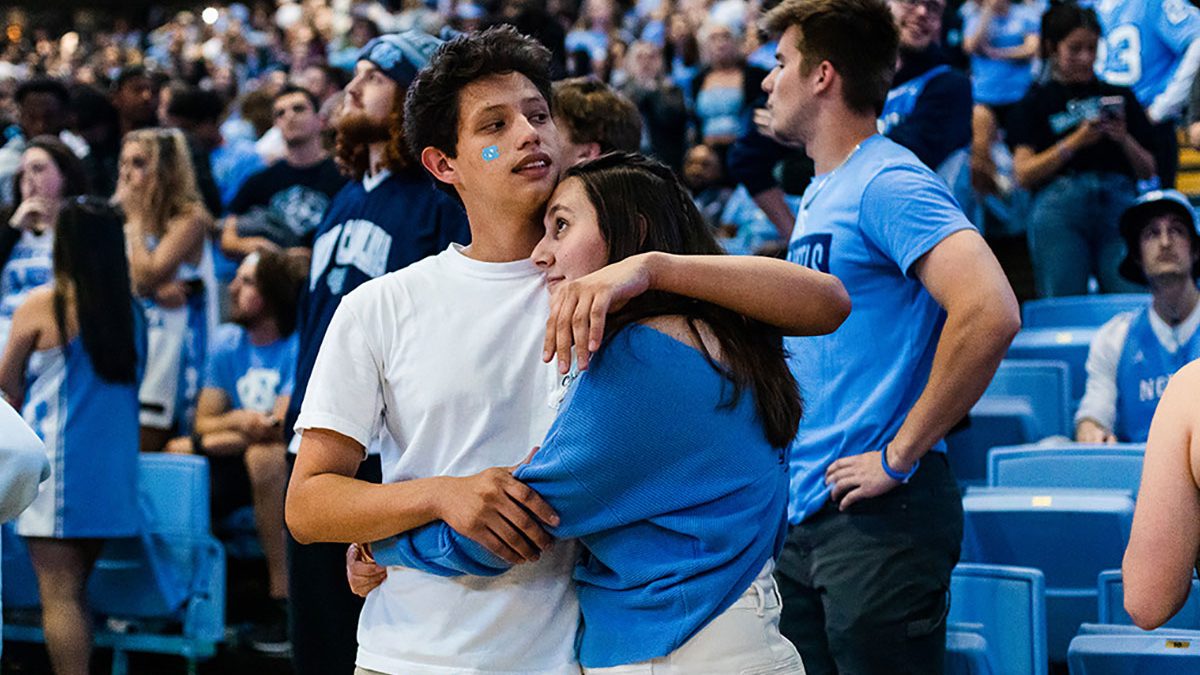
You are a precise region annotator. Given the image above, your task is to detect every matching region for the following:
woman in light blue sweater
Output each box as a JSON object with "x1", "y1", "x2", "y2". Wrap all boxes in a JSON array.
[{"x1": 366, "y1": 153, "x2": 842, "y2": 673}]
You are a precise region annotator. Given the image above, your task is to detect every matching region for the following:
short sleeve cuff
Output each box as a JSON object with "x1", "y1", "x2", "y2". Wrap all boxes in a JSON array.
[{"x1": 293, "y1": 411, "x2": 374, "y2": 451}]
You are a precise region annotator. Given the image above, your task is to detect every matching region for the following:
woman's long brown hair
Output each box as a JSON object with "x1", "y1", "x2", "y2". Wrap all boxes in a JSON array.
[{"x1": 565, "y1": 152, "x2": 803, "y2": 449}]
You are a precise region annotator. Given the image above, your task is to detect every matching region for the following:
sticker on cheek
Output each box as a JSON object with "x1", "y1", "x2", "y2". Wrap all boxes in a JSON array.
[{"x1": 482, "y1": 145, "x2": 500, "y2": 162}]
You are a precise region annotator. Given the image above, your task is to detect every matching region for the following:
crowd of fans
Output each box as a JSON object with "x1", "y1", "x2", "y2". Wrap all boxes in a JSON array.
[{"x1": 1, "y1": 0, "x2": 1200, "y2": 672}]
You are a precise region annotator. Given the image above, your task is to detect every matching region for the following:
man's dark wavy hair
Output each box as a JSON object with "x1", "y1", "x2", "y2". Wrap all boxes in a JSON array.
[{"x1": 404, "y1": 24, "x2": 553, "y2": 167}]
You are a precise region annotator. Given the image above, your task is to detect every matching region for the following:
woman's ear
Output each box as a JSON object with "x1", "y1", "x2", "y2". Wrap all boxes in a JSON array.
[{"x1": 636, "y1": 213, "x2": 649, "y2": 248}]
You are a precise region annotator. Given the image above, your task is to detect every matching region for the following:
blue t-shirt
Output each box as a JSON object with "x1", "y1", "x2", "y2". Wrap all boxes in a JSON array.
[
  {"x1": 1095, "y1": 0, "x2": 1200, "y2": 107},
  {"x1": 784, "y1": 134, "x2": 973, "y2": 523},
  {"x1": 204, "y1": 324, "x2": 298, "y2": 414},
  {"x1": 962, "y1": 2, "x2": 1040, "y2": 106},
  {"x1": 210, "y1": 139, "x2": 265, "y2": 209},
  {"x1": 282, "y1": 170, "x2": 470, "y2": 441}
]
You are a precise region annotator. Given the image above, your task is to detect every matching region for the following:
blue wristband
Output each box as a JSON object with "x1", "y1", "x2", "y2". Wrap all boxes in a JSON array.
[{"x1": 881, "y1": 447, "x2": 919, "y2": 483}]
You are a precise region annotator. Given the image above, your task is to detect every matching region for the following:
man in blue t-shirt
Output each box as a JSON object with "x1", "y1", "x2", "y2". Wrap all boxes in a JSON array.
[
  {"x1": 761, "y1": 0, "x2": 1021, "y2": 672},
  {"x1": 728, "y1": 0, "x2": 971, "y2": 239},
  {"x1": 1076, "y1": 190, "x2": 1200, "y2": 445},
  {"x1": 277, "y1": 30, "x2": 470, "y2": 675},
  {"x1": 1093, "y1": 0, "x2": 1200, "y2": 187},
  {"x1": 167, "y1": 250, "x2": 303, "y2": 653}
]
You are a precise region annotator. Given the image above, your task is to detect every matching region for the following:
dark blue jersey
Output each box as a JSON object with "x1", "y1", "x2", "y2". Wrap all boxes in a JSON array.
[{"x1": 284, "y1": 169, "x2": 469, "y2": 442}]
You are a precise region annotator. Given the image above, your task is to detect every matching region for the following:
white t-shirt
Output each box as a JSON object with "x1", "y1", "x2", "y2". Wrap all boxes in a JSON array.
[{"x1": 296, "y1": 243, "x2": 580, "y2": 675}]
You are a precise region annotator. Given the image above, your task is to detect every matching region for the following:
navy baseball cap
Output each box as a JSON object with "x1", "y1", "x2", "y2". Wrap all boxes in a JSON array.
[
  {"x1": 1118, "y1": 189, "x2": 1200, "y2": 284},
  {"x1": 357, "y1": 30, "x2": 443, "y2": 89}
]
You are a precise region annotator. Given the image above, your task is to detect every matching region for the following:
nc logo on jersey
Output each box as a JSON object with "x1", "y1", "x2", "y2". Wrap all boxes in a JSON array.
[
  {"x1": 270, "y1": 186, "x2": 332, "y2": 236},
  {"x1": 789, "y1": 233, "x2": 832, "y2": 274},
  {"x1": 1166, "y1": 0, "x2": 1192, "y2": 25},
  {"x1": 1138, "y1": 375, "x2": 1171, "y2": 403},
  {"x1": 237, "y1": 368, "x2": 283, "y2": 414}
]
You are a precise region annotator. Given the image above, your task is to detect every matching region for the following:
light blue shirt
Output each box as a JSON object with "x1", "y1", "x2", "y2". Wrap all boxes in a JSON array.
[
  {"x1": 962, "y1": 2, "x2": 1040, "y2": 106},
  {"x1": 1094, "y1": 0, "x2": 1200, "y2": 112},
  {"x1": 784, "y1": 134, "x2": 973, "y2": 523},
  {"x1": 203, "y1": 324, "x2": 297, "y2": 414}
]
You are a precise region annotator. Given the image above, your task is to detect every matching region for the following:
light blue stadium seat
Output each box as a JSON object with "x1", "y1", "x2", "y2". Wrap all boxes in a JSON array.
[
  {"x1": 986, "y1": 360, "x2": 1073, "y2": 438},
  {"x1": 962, "y1": 487, "x2": 1134, "y2": 662},
  {"x1": 946, "y1": 564, "x2": 1048, "y2": 675},
  {"x1": 1067, "y1": 632, "x2": 1200, "y2": 674},
  {"x1": 1007, "y1": 327, "x2": 1097, "y2": 405},
  {"x1": 945, "y1": 629, "x2": 995, "y2": 675},
  {"x1": 987, "y1": 444, "x2": 1146, "y2": 493},
  {"x1": 1098, "y1": 570, "x2": 1200, "y2": 629},
  {"x1": 948, "y1": 361, "x2": 1074, "y2": 485},
  {"x1": 3, "y1": 454, "x2": 225, "y2": 675},
  {"x1": 1022, "y1": 294, "x2": 1148, "y2": 329},
  {"x1": 947, "y1": 397, "x2": 1041, "y2": 485}
]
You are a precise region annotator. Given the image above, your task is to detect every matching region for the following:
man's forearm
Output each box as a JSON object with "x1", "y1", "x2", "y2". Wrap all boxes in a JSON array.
[
  {"x1": 195, "y1": 410, "x2": 249, "y2": 436},
  {"x1": 199, "y1": 429, "x2": 250, "y2": 456},
  {"x1": 649, "y1": 252, "x2": 851, "y2": 335},
  {"x1": 888, "y1": 302, "x2": 1019, "y2": 468},
  {"x1": 286, "y1": 469, "x2": 446, "y2": 544}
]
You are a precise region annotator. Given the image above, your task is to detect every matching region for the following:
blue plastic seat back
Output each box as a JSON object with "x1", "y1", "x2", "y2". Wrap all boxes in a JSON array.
[
  {"x1": 1098, "y1": 571, "x2": 1200, "y2": 629},
  {"x1": 948, "y1": 564, "x2": 1048, "y2": 675},
  {"x1": 1067, "y1": 633, "x2": 1200, "y2": 674},
  {"x1": 1077, "y1": 623, "x2": 1200, "y2": 638},
  {"x1": 948, "y1": 397, "x2": 1040, "y2": 485},
  {"x1": 962, "y1": 487, "x2": 1134, "y2": 661},
  {"x1": 1007, "y1": 328, "x2": 1097, "y2": 404},
  {"x1": 87, "y1": 454, "x2": 213, "y2": 619},
  {"x1": 945, "y1": 629, "x2": 995, "y2": 675},
  {"x1": 985, "y1": 360, "x2": 1072, "y2": 438},
  {"x1": 1021, "y1": 294, "x2": 1148, "y2": 329},
  {"x1": 987, "y1": 444, "x2": 1146, "y2": 493}
]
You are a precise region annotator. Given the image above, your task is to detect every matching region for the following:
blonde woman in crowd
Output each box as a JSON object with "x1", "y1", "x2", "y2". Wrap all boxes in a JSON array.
[{"x1": 114, "y1": 128, "x2": 214, "y2": 452}]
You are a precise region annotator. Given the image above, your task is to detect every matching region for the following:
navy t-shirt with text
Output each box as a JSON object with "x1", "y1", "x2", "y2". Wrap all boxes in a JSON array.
[{"x1": 283, "y1": 168, "x2": 470, "y2": 444}]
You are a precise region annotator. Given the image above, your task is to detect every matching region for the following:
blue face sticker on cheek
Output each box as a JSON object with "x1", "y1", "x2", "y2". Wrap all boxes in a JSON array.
[{"x1": 482, "y1": 145, "x2": 500, "y2": 162}]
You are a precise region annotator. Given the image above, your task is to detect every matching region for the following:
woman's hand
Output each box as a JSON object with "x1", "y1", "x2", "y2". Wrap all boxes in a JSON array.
[
  {"x1": 345, "y1": 543, "x2": 387, "y2": 598},
  {"x1": 1067, "y1": 119, "x2": 1105, "y2": 151},
  {"x1": 1098, "y1": 114, "x2": 1130, "y2": 143},
  {"x1": 9, "y1": 197, "x2": 58, "y2": 234},
  {"x1": 543, "y1": 253, "x2": 657, "y2": 374}
]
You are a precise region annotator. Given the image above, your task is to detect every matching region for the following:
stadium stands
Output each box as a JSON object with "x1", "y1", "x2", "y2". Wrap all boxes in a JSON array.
[
  {"x1": 961, "y1": 487, "x2": 1135, "y2": 661},
  {"x1": 946, "y1": 564, "x2": 1048, "y2": 675}
]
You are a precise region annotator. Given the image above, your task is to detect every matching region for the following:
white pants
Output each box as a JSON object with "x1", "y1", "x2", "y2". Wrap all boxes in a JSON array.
[
  {"x1": 584, "y1": 561, "x2": 805, "y2": 675},
  {"x1": 356, "y1": 563, "x2": 804, "y2": 675}
]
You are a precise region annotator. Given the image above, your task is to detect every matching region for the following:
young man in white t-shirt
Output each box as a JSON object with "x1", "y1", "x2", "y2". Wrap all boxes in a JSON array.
[{"x1": 286, "y1": 26, "x2": 849, "y2": 675}]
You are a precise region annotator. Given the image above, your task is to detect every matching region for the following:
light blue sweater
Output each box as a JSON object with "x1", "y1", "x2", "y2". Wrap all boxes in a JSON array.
[{"x1": 372, "y1": 323, "x2": 791, "y2": 667}]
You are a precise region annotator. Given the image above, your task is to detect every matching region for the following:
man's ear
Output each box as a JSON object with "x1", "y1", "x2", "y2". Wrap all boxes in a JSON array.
[
  {"x1": 812, "y1": 60, "x2": 835, "y2": 97},
  {"x1": 580, "y1": 142, "x2": 603, "y2": 161},
  {"x1": 421, "y1": 146, "x2": 459, "y2": 187}
]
